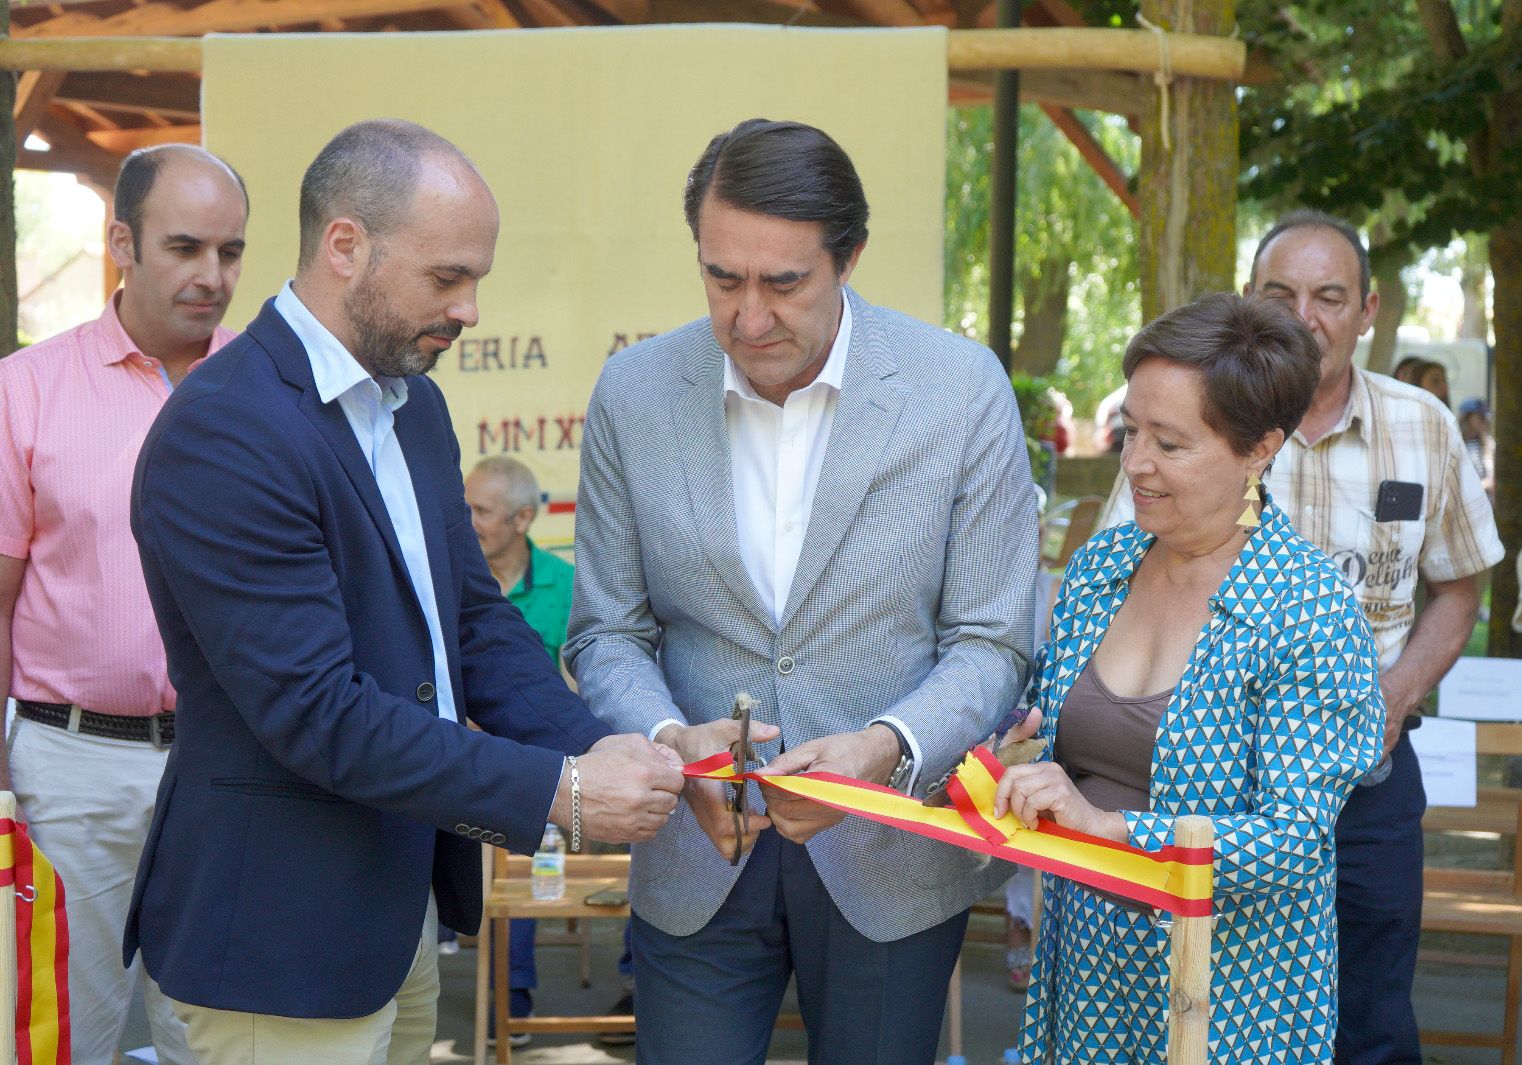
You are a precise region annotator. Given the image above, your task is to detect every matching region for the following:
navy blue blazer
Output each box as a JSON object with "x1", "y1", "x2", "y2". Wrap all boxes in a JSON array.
[{"x1": 125, "y1": 299, "x2": 611, "y2": 1018}]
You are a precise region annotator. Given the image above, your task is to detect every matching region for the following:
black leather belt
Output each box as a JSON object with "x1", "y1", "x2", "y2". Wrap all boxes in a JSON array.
[{"x1": 16, "y1": 700, "x2": 174, "y2": 749}]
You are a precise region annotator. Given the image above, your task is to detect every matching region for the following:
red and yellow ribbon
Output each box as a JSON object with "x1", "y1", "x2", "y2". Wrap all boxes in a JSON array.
[
  {"x1": 0, "y1": 817, "x2": 71, "y2": 1065},
  {"x1": 686, "y1": 746, "x2": 1213, "y2": 916}
]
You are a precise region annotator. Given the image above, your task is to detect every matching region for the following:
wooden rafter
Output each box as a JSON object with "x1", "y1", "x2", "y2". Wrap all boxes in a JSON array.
[
  {"x1": 58, "y1": 96, "x2": 119, "y2": 128},
  {"x1": 951, "y1": 67, "x2": 1142, "y2": 115},
  {"x1": 87, "y1": 121, "x2": 199, "y2": 150},
  {"x1": 831, "y1": 0, "x2": 923, "y2": 26},
  {"x1": 12, "y1": 68, "x2": 66, "y2": 142},
  {"x1": 18, "y1": 110, "x2": 120, "y2": 188},
  {"x1": 479, "y1": 0, "x2": 521, "y2": 25},
  {"x1": 1039, "y1": 102, "x2": 1138, "y2": 218},
  {"x1": 13, "y1": 0, "x2": 470, "y2": 39},
  {"x1": 505, "y1": 0, "x2": 577, "y2": 25},
  {"x1": 56, "y1": 70, "x2": 199, "y2": 120}
]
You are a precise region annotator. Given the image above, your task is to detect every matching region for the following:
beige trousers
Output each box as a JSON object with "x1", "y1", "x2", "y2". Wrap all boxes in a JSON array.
[
  {"x1": 169, "y1": 894, "x2": 441, "y2": 1065},
  {"x1": 6, "y1": 717, "x2": 197, "y2": 1065}
]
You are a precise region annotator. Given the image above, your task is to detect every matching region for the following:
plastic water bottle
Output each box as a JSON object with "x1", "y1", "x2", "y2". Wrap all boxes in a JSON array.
[{"x1": 531, "y1": 824, "x2": 566, "y2": 901}]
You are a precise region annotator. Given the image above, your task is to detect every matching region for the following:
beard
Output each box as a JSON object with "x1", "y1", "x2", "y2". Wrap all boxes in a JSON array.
[{"x1": 343, "y1": 268, "x2": 460, "y2": 379}]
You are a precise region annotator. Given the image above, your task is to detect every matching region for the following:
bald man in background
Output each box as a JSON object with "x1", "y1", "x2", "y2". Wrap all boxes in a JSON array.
[{"x1": 0, "y1": 144, "x2": 249, "y2": 1065}]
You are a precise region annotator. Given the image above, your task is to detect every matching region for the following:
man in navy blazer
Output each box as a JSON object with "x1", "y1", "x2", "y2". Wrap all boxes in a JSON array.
[{"x1": 127, "y1": 119, "x2": 683, "y2": 1065}]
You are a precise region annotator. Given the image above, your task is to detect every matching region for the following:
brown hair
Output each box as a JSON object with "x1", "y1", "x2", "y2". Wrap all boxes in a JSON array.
[
  {"x1": 683, "y1": 118, "x2": 869, "y2": 275},
  {"x1": 1122, "y1": 293, "x2": 1321, "y2": 457}
]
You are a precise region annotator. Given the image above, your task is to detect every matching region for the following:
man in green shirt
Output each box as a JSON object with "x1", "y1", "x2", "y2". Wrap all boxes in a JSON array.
[{"x1": 466, "y1": 456, "x2": 574, "y2": 658}]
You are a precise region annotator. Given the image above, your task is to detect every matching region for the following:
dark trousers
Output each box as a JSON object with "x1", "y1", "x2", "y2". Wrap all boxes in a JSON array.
[
  {"x1": 631, "y1": 829, "x2": 968, "y2": 1065},
  {"x1": 1334, "y1": 732, "x2": 1425, "y2": 1065}
]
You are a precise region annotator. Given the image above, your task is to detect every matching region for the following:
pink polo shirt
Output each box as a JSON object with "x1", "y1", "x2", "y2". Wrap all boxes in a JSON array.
[{"x1": 0, "y1": 296, "x2": 237, "y2": 716}]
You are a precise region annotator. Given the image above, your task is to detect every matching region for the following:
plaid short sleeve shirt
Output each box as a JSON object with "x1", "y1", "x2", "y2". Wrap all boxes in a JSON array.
[{"x1": 1264, "y1": 369, "x2": 1501, "y2": 665}]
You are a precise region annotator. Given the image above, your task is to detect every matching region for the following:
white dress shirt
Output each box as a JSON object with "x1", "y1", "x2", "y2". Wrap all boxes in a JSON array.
[
  {"x1": 653, "y1": 296, "x2": 922, "y2": 789},
  {"x1": 274, "y1": 282, "x2": 459, "y2": 724},
  {"x1": 724, "y1": 297, "x2": 851, "y2": 626}
]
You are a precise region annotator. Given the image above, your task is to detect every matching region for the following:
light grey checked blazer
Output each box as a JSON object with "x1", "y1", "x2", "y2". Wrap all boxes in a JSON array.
[{"x1": 565, "y1": 288, "x2": 1040, "y2": 942}]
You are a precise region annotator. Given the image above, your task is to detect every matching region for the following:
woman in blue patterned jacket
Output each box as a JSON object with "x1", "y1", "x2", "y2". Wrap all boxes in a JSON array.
[{"x1": 997, "y1": 293, "x2": 1385, "y2": 1064}]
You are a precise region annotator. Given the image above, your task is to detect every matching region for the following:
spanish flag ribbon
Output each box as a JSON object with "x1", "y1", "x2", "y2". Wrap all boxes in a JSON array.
[
  {"x1": 685, "y1": 746, "x2": 1213, "y2": 916},
  {"x1": 0, "y1": 817, "x2": 71, "y2": 1065}
]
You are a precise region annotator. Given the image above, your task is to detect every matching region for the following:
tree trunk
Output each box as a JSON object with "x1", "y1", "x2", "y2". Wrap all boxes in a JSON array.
[
  {"x1": 2, "y1": 7, "x2": 19, "y2": 357},
  {"x1": 1013, "y1": 258, "x2": 1071, "y2": 378},
  {"x1": 1138, "y1": 0, "x2": 1238, "y2": 321},
  {"x1": 1366, "y1": 251, "x2": 1411, "y2": 376},
  {"x1": 1460, "y1": 235, "x2": 1490, "y2": 341},
  {"x1": 1485, "y1": 4, "x2": 1521, "y2": 658}
]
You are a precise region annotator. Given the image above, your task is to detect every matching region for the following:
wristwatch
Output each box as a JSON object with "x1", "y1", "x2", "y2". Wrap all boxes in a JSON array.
[{"x1": 877, "y1": 720, "x2": 915, "y2": 792}]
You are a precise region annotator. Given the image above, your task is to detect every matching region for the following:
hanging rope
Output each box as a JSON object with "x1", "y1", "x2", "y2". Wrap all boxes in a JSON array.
[{"x1": 1136, "y1": 13, "x2": 1175, "y2": 152}]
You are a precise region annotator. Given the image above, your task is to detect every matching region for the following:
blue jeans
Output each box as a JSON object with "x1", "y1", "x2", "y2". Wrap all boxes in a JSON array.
[
  {"x1": 631, "y1": 830, "x2": 967, "y2": 1065},
  {"x1": 1334, "y1": 732, "x2": 1425, "y2": 1065}
]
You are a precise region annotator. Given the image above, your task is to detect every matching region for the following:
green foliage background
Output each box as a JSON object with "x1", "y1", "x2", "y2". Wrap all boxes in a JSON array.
[{"x1": 944, "y1": 104, "x2": 1141, "y2": 419}]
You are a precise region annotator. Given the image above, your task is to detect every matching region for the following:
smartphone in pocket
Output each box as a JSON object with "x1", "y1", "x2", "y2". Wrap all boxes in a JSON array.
[{"x1": 1374, "y1": 480, "x2": 1423, "y2": 522}]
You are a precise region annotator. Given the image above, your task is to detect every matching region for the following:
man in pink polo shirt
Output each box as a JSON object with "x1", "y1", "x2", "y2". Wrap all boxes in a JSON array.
[{"x1": 0, "y1": 144, "x2": 248, "y2": 1065}]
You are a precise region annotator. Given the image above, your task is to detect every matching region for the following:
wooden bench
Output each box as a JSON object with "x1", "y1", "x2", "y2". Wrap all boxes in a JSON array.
[{"x1": 1419, "y1": 722, "x2": 1522, "y2": 1065}]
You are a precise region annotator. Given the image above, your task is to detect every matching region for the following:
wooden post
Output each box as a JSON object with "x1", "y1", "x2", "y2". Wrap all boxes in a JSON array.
[
  {"x1": 987, "y1": 0, "x2": 1021, "y2": 373},
  {"x1": 1166, "y1": 815, "x2": 1213, "y2": 1065},
  {"x1": 473, "y1": 844, "x2": 491, "y2": 1065},
  {"x1": 1138, "y1": 0, "x2": 1238, "y2": 321},
  {"x1": 0, "y1": 792, "x2": 18, "y2": 1065},
  {"x1": 2, "y1": 5, "x2": 18, "y2": 356}
]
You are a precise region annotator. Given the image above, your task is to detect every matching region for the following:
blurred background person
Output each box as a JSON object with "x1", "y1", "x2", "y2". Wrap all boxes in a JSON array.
[{"x1": 1458, "y1": 398, "x2": 1495, "y2": 501}]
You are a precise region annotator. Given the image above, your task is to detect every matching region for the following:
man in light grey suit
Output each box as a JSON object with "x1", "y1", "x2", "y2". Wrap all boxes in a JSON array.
[{"x1": 565, "y1": 118, "x2": 1040, "y2": 1065}]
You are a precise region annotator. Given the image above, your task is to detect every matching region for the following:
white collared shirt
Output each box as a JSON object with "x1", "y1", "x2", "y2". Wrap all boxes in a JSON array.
[
  {"x1": 274, "y1": 282, "x2": 459, "y2": 724},
  {"x1": 724, "y1": 295, "x2": 851, "y2": 626}
]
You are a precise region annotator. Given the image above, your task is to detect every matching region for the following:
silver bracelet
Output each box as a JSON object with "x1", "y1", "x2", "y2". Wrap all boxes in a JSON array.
[{"x1": 567, "y1": 754, "x2": 582, "y2": 853}]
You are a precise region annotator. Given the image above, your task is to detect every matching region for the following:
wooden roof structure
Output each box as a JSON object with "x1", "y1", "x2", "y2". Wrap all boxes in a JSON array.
[{"x1": 7, "y1": 0, "x2": 1151, "y2": 200}]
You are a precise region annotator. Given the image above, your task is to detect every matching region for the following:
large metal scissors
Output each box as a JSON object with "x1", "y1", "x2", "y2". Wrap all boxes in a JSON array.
[{"x1": 726, "y1": 692, "x2": 757, "y2": 866}]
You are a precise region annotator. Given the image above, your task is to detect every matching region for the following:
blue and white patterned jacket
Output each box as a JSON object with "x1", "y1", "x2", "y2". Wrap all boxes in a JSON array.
[{"x1": 1019, "y1": 500, "x2": 1385, "y2": 1064}]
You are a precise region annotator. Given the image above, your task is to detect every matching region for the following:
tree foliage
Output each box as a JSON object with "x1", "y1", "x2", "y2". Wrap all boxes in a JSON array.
[
  {"x1": 944, "y1": 104, "x2": 1141, "y2": 417},
  {"x1": 1239, "y1": 0, "x2": 1522, "y2": 262}
]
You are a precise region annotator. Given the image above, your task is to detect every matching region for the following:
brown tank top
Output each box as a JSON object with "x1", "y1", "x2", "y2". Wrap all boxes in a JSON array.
[{"x1": 1053, "y1": 660, "x2": 1172, "y2": 814}]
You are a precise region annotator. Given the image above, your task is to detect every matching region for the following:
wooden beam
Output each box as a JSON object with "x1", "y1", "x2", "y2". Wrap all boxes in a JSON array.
[
  {"x1": 947, "y1": 27, "x2": 1245, "y2": 79},
  {"x1": 87, "y1": 122, "x2": 199, "y2": 151},
  {"x1": 58, "y1": 97, "x2": 119, "y2": 128},
  {"x1": 1039, "y1": 103, "x2": 1138, "y2": 218},
  {"x1": 952, "y1": 67, "x2": 1143, "y2": 113},
  {"x1": 833, "y1": 0, "x2": 925, "y2": 26},
  {"x1": 505, "y1": 0, "x2": 578, "y2": 25},
  {"x1": 0, "y1": 28, "x2": 1247, "y2": 79},
  {"x1": 0, "y1": 35, "x2": 200, "y2": 70},
  {"x1": 477, "y1": 0, "x2": 526, "y2": 25},
  {"x1": 583, "y1": 0, "x2": 651, "y2": 22},
  {"x1": 17, "y1": 113, "x2": 120, "y2": 189},
  {"x1": 648, "y1": 0, "x2": 856, "y2": 26},
  {"x1": 57, "y1": 71, "x2": 200, "y2": 119},
  {"x1": 13, "y1": 69, "x2": 66, "y2": 142},
  {"x1": 14, "y1": 0, "x2": 471, "y2": 39}
]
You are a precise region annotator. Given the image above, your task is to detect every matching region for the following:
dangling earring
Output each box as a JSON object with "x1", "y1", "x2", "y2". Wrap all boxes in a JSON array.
[{"x1": 1237, "y1": 471, "x2": 1261, "y2": 531}]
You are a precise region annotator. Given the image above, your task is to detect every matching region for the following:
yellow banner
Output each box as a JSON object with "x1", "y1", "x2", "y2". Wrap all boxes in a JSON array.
[{"x1": 202, "y1": 26, "x2": 948, "y2": 547}]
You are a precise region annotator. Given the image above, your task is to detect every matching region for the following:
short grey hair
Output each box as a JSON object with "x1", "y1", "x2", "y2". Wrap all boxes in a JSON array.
[
  {"x1": 1249, "y1": 208, "x2": 1371, "y2": 305},
  {"x1": 298, "y1": 119, "x2": 476, "y2": 269},
  {"x1": 470, "y1": 456, "x2": 540, "y2": 514}
]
